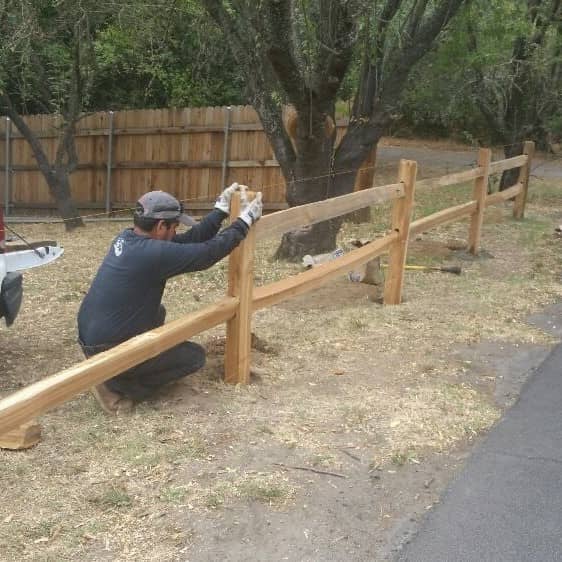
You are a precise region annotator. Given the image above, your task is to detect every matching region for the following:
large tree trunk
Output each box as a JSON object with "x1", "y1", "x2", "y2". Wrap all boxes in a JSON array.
[
  {"x1": 1, "y1": 95, "x2": 84, "y2": 231},
  {"x1": 274, "y1": 119, "x2": 384, "y2": 260},
  {"x1": 275, "y1": 219, "x2": 344, "y2": 260},
  {"x1": 52, "y1": 169, "x2": 84, "y2": 230},
  {"x1": 499, "y1": 142, "x2": 524, "y2": 191},
  {"x1": 275, "y1": 126, "x2": 339, "y2": 260}
]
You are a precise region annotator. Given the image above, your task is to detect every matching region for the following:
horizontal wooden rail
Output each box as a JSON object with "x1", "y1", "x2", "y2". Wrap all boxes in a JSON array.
[
  {"x1": 416, "y1": 167, "x2": 484, "y2": 190},
  {"x1": 410, "y1": 201, "x2": 477, "y2": 235},
  {"x1": 7, "y1": 159, "x2": 281, "y2": 173},
  {"x1": 252, "y1": 232, "x2": 399, "y2": 310},
  {"x1": 1, "y1": 124, "x2": 266, "y2": 138},
  {"x1": 255, "y1": 183, "x2": 404, "y2": 241},
  {"x1": 489, "y1": 155, "x2": 527, "y2": 175},
  {"x1": 116, "y1": 160, "x2": 280, "y2": 170},
  {"x1": 0, "y1": 297, "x2": 238, "y2": 435},
  {"x1": 484, "y1": 183, "x2": 522, "y2": 206},
  {"x1": 8, "y1": 201, "x2": 288, "y2": 212},
  {"x1": 0, "y1": 119, "x2": 352, "y2": 139}
]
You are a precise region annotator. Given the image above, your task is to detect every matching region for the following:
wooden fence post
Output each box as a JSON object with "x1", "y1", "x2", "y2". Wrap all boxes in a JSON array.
[
  {"x1": 0, "y1": 420, "x2": 41, "y2": 450},
  {"x1": 4, "y1": 117, "x2": 12, "y2": 216},
  {"x1": 221, "y1": 106, "x2": 232, "y2": 189},
  {"x1": 224, "y1": 191, "x2": 256, "y2": 384},
  {"x1": 383, "y1": 160, "x2": 417, "y2": 305},
  {"x1": 105, "y1": 110, "x2": 115, "y2": 215},
  {"x1": 349, "y1": 145, "x2": 377, "y2": 224},
  {"x1": 468, "y1": 147, "x2": 492, "y2": 255},
  {"x1": 513, "y1": 141, "x2": 535, "y2": 219}
]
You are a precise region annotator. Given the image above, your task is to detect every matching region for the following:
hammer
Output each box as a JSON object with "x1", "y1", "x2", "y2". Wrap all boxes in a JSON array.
[
  {"x1": 350, "y1": 240, "x2": 462, "y2": 275},
  {"x1": 383, "y1": 264, "x2": 462, "y2": 275}
]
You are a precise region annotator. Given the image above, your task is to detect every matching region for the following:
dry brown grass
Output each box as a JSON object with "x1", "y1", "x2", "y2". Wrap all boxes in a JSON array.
[{"x1": 0, "y1": 171, "x2": 561, "y2": 561}]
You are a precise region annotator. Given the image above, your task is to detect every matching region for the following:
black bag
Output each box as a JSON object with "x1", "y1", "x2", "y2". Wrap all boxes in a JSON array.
[{"x1": 0, "y1": 272, "x2": 23, "y2": 326}]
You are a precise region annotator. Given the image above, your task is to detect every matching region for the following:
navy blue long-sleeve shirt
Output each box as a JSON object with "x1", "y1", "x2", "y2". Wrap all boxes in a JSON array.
[{"x1": 78, "y1": 210, "x2": 248, "y2": 346}]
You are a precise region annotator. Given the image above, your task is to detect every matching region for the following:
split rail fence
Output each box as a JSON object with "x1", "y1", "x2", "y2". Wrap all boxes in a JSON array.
[{"x1": 0, "y1": 141, "x2": 535, "y2": 448}]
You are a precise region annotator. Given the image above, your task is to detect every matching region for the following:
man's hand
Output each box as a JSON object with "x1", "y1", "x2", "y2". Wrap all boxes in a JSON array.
[
  {"x1": 239, "y1": 192, "x2": 263, "y2": 227},
  {"x1": 214, "y1": 183, "x2": 244, "y2": 214}
]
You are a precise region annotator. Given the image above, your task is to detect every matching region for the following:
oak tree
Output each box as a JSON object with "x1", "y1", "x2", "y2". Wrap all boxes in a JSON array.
[{"x1": 202, "y1": 0, "x2": 470, "y2": 258}]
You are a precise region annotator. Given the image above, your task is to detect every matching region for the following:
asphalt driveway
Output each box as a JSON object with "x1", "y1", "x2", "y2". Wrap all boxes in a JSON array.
[{"x1": 395, "y1": 310, "x2": 562, "y2": 562}]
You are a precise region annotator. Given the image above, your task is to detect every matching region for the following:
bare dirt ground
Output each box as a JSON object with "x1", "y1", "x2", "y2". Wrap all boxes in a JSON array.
[{"x1": 1, "y1": 146, "x2": 562, "y2": 561}]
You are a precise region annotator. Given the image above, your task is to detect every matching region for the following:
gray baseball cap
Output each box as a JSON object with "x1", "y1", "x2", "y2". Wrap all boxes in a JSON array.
[{"x1": 135, "y1": 190, "x2": 197, "y2": 226}]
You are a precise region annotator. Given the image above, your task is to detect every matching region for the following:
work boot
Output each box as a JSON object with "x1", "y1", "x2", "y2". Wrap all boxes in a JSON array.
[{"x1": 91, "y1": 383, "x2": 134, "y2": 415}]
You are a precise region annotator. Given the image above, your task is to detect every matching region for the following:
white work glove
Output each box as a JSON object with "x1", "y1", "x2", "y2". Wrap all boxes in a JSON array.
[
  {"x1": 239, "y1": 192, "x2": 263, "y2": 227},
  {"x1": 214, "y1": 182, "x2": 240, "y2": 214}
]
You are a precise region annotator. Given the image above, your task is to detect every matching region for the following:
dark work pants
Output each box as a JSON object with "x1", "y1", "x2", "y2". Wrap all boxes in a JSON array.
[{"x1": 79, "y1": 306, "x2": 206, "y2": 400}]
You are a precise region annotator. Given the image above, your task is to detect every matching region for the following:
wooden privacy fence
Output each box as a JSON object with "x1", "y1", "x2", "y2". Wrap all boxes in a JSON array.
[
  {"x1": 0, "y1": 106, "x2": 374, "y2": 216},
  {"x1": 0, "y1": 142, "x2": 534, "y2": 448}
]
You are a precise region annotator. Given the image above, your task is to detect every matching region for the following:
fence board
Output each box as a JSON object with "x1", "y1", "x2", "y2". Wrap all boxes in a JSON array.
[
  {"x1": 416, "y1": 167, "x2": 484, "y2": 191},
  {"x1": 489, "y1": 155, "x2": 527, "y2": 175},
  {"x1": 485, "y1": 183, "x2": 522, "y2": 206},
  {"x1": 410, "y1": 201, "x2": 477, "y2": 235},
  {"x1": 255, "y1": 182, "x2": 404, "y2": 241}
]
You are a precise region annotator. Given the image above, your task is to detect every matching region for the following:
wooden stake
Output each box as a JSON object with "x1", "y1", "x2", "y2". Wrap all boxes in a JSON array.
[
  {"x1": 349, "y1": 145, "x2": 377, "y2": 223},
  {"x1": 468, "y1": 148, "x2": 492, "y2": 255},
  {"x1": 224, "y1": 191, "x2": 256, "y2": 384},
  {"x1": 513, "y1": 141, "x2": 535, "y2": 219},
  {"x1": 383, "y1": 160, "x2": 417, "y2": 305},
  {"x1": 0, "y1": 420, "x2": 41, "y2": 450}
]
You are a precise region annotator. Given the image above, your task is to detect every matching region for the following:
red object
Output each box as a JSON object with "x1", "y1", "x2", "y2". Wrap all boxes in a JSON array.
[{"x1": 0, "y1": 205, "x2": 5, "y2": 248}]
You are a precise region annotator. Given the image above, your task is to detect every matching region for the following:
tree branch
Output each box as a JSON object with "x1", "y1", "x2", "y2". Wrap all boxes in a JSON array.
[
  {"x1": 312, "y1": 0, "x2": 358, "y2": 102},
  {"x1": 1, "y1": 93, "x2": 53, "y2": 181},
  {"x1": 406, "y1": 0, "x2": 432, "y2": 38},
  {"x1": 351, "y1": 0, "x2": 403, "y2": 120},
  {"x1": 380, "y1": 0, "x2": 468, "y2": 109},
  {"x1": 412, "y1": 0, "x2": 468, "y2": 53},
  {"x1": 259, "y1": 0, "x2": 306, "y2": 107},
  {"x1": 55, "y1": 26, "x2": 82, "y2": 172},
  {"x1": 202, "y1": 0, "x2": 294, "y2": 162},
  {"x1": 339, "y1": 0, "x2": 469, "y2": 171},
  {"x1": 202, "y1": 0, "x2": 297, "y2": 172}
]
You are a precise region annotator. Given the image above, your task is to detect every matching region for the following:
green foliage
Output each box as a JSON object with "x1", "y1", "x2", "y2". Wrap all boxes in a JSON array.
[
  {"x1": 396, "y1": 0, "x2": 562, "y2": 146},
  {"x1": 0, "y1": 0, "x2": 108, "y2": 114},
  {"x1": 2, "y1": 0, "x2": 559, "y2": 160},
  {"x1": 0, "y1": 0, "x2": 245, "y2": 114},
  {"x1": 90, "y1": 1, "x2": 245, "y2": 109}
]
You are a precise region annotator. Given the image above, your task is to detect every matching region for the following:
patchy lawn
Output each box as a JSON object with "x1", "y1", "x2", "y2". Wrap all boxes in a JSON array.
[{"x1": 1, "y1": 163, "x2": 561, "y2": 561}]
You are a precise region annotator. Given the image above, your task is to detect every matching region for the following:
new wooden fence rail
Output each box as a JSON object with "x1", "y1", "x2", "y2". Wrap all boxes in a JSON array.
[
  {"x1": 0, "y1": 298, "x2": 239, "y2": 440},
  {"x1": 0, "y1": 143, "x2": 534, "y2": 447}
]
